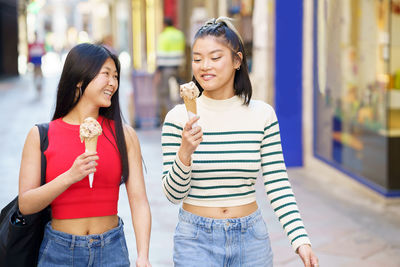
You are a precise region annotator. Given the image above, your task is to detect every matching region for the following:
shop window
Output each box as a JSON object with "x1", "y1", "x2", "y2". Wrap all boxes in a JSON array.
[{"x1": 314, "y1": 0, "x2": 400, "y2": 194}]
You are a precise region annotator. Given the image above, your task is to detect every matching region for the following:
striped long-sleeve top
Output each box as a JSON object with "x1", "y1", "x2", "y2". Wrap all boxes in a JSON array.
[{"x1": 161, "y1": 94, "x2": 311, "y2": 251}]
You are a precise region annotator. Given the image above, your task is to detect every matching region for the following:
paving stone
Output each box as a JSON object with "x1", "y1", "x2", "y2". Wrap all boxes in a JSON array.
[
  {"x1": 363, "y1": 246, "x2": 400, "y2": 267},
  {"x1": 317, "y1": 230, "x2": 387, "y2": 258}
]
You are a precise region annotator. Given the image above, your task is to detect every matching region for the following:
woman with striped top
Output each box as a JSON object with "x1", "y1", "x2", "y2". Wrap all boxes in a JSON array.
[{"x1": 161, "y1": 17, "x2": 319, "y2": 267}]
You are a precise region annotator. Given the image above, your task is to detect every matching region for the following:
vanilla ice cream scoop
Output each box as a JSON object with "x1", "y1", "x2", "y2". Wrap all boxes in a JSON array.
[
  {"x1": 79, "y1": 117, "x2": 102, "y2": 142},
  {"x1": 180, "y1": 81, "x2": 200, "y2": 100}
]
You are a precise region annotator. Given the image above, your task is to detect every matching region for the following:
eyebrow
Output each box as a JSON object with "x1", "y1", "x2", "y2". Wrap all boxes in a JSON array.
[{"x1": 193, "y1": 49, "x2": 224, "y2": 55}]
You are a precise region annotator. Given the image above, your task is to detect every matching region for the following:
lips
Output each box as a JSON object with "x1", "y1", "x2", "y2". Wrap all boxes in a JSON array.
[
  {"x1": 200, "y1": 74, "x2": 215, "y2": 81},
  {"x1": 104, "y1": 89, "x2": 113, "y2": 98}
]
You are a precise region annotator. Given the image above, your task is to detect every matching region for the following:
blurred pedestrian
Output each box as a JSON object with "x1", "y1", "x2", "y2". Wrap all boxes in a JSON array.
[
  {"x1": 18, "y1": 43, "x2": 152, "y2": 267},
  {"x1": 155, "y1": 17, "x2": 185, "y2": 124},
  {"x1": 28, "y1": 33, "x2": 46, "y2": 99},
  {"x1": 161, "y1": 17, "x2": 319, "y2": 267}
]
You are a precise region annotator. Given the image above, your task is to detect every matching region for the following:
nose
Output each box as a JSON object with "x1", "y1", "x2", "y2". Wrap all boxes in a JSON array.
[
  {"x1": 108, "y1": 76, "x2": 118, "y2": 87},
  {"x1": 201, "y1": 59, "x2": 211, "y2": 70}
]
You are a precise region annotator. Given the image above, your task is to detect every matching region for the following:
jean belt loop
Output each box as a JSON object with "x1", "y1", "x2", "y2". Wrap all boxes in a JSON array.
[
  {"x1": 205, "y1": 220, "x2": 212, "y2": 232},
  {"x1": 100, "y1": 234, "x2": 105, "y2": 247},
  {"x1": 70, "y1": 235, "x2": 75, "y2": 249},
  {"x1": 241, "y1": 218, "x2": 246, "y2": 233}
]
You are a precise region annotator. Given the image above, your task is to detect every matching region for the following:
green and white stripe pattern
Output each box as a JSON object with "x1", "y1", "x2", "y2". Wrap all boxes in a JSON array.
[{"x1": 161, "y1": 95, "x2": 311, "y2": 251}]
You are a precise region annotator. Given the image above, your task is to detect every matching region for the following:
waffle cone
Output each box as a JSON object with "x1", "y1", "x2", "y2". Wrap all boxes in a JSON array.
[
  {"x1": 84, "y1": 136, "x2": 98, "y2": 152},
  {"x1": 183, "y1": 97, "x2": 197, "y2": 114}
]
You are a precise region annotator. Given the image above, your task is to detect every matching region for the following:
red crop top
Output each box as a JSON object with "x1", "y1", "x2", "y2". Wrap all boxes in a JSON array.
[{"x1": 45, "y1": 116, "x2": 122, "y2": 219}]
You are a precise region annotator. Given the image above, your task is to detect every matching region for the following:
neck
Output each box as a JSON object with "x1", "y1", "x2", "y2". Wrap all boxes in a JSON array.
[
  {"x1": 63, "y1": 101, "x2": 99, "y2": 124},
  {"x1": 203, "y1": 90, "x2": 235, "y2": 100},
  {"x1": 198, "y1": 93, "x2": 242, "y2": 111},
  {"x1": 203, "y1": 85, "x2": 235, "y2": 100}
]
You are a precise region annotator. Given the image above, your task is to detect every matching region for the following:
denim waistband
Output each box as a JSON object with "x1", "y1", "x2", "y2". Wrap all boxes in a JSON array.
[
  {"x1": 178, "y1": 208, "x2": 263, "y2": 230},
  {"x1": 44, "y1": 218, "x2": 124, "y2": 248}
]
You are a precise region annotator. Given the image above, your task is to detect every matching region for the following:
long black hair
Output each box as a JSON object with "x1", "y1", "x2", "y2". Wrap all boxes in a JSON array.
[
  {"x1": 52, "y1": 43, "x2": 129, "y2": 183},
  {"x1": 192, "y1": 17, "x2": 252, "y2": 105}
]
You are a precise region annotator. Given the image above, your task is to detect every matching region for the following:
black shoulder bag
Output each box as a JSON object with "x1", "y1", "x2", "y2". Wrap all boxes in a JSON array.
[{"x1": 0, "y1": 123, "x2": 51, "y2": 267}]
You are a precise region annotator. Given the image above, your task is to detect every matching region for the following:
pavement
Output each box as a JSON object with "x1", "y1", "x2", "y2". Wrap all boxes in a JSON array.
[{"x1": 0, "y1": 71, "x2": 399, "y2": 267}]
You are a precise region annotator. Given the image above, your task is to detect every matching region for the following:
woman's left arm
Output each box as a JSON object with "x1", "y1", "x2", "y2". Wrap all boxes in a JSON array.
[
  {"x1": 261, "y1": 106, "x2": 318, "y2": 266},
  {"x1": 124, "y1": 125, "x2": 152, "y2": 267}
]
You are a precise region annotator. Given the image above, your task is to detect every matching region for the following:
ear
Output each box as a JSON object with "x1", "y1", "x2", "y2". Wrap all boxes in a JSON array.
[
  {"x1": 234, "y1": 52, "x2": 243, "y2": 69},
  {"x1": 76, "y1": 81, "x2": 83, "y2": 88}
]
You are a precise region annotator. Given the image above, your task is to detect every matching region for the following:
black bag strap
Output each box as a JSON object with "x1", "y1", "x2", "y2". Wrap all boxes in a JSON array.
[{"x1": 36, "y1": 123, "x2": 49, "y2": 186}]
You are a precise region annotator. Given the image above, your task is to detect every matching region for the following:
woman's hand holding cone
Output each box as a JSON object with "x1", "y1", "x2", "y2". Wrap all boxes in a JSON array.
[{"x1": 66, "y1": 151, "x2": 99, "y2": 184}]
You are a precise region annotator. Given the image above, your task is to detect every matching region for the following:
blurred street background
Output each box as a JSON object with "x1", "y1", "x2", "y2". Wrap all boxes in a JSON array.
[{"x1": 1, "y1": 0, "x2": 400, "y2": 266}]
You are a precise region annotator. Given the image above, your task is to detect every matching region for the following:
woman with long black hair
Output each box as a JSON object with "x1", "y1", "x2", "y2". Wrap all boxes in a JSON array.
[{"x1": 18, "y1": 43, "x2": 151, "y2": 267}]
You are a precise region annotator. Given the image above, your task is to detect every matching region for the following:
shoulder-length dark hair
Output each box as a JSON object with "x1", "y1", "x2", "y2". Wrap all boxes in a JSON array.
[
  {"x1": 192, "y1": 17, "x2": 252, "y2": 105},
  {"x1": 52, "y1": 43, "x2": 129, "y2": 183}
]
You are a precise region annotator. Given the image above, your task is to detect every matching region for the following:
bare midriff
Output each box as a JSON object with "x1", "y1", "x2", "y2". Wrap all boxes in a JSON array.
[
  {"x1": 51, "y1": 215, "x2": 118, "y2": 235},
  {"x1": 182, "y1": 201, "x2": 258, "y2": 219}
]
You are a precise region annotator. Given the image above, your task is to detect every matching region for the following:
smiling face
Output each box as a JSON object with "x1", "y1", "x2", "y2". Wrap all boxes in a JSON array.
[
  {"x1": 192, "y1": 36, "x2": 241, "y2": 99},
  {"x1": 81, "y1": 57, "x2": 118, "y2": 108}
]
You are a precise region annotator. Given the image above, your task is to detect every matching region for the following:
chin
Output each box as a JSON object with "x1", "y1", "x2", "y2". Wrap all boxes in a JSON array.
[
  {"x1": 202, "y1": 87, "x2": 217, "y2": 93},
  {"x1": 198, "y1": 83, "x2": 211, "y2": 90},
  {"x1": 99, "y1": 102, "x2": 112, "y2": 108}
]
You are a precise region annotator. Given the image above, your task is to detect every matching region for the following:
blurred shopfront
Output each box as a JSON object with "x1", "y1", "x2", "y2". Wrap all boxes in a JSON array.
[{"x1": 313, "y1": 0, "x2": 400, "y2": 197}]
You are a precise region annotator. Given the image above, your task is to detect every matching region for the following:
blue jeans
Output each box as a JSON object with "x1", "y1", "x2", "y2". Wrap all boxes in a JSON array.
[
  {"x1": 37, "y1": 218, "x2": 130, "y2": 267},
  {"x1": 173, "y1": 208, "x2": 273, "y2": 267}
]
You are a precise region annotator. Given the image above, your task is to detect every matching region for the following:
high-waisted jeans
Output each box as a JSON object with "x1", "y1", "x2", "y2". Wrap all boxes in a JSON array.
[
  {"x1": 173, "y1": 208, "x2": 273, "y2": 267},
  {"x1": 37, "y1": 218, "x2": 130, "y2": 267}
]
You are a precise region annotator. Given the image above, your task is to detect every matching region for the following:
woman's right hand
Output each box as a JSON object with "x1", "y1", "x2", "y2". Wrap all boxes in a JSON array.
[
  {"x1": 178, "y1": 116, "x2": 203, "y2": 166},
  {"x1": 66, "y1": 151, "x2": 99, "y2": 184}
]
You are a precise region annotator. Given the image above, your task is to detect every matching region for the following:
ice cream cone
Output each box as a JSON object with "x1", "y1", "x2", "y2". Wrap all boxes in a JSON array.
[
  {"x1": 180, "y1": 81, "x2": 200, "y2": 126},
  {"x1": 80, "y1": 117, "x2": 102, "y2": 189},
  {"x1": 84, "y1": 136, "x2": 98, "y2": 188},
  {"x1": 84, "y1": 136, "x2": 98, "y2": 152},
  {"x1": 183, "y1": 96, "x2": 197, "y2": 116}
]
